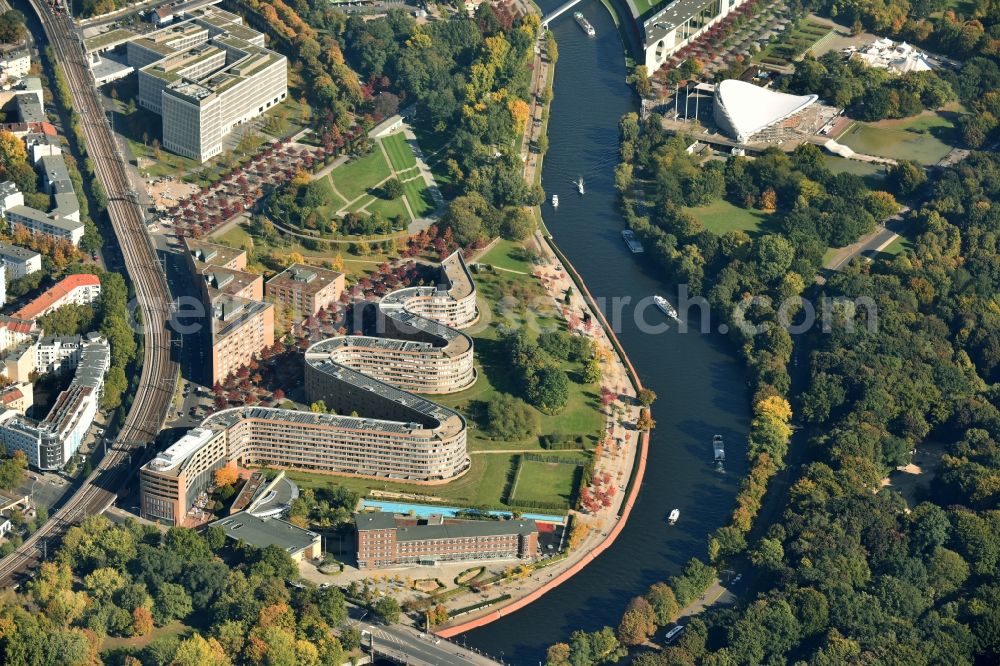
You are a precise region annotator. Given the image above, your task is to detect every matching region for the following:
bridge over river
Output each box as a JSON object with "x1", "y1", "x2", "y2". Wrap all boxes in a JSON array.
[{"x1": 541, "y1": 0, "x2": 587, "y2": 27}]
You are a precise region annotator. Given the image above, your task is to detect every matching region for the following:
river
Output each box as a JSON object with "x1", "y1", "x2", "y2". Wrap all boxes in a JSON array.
[{"x1": 462, "y1": 2, "x2": 751, "y2": 662}]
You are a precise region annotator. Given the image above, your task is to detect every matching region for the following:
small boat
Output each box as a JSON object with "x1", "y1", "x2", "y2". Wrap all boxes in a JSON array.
[
  {"x1": 654, "y1": 295, "x2": 680, "y2": 321},
  {"x1": 552, "y1": 194, "x2": 559, "y2": 207},
  {"x1": 668, "y1": 509, "x2": 680, "y2": 525},
  {"x1": 713, "y1": 434, "x2": 725, "y2": 462},
  {"x1": 622, "y1": 229, "x2": 645, "y2": 253},
  {"x1": 577, "y1": 177, "x2": 585, "y2": 195},
  {"x1": 574, "y1": 11, "x2": 596, "y2": 36}
]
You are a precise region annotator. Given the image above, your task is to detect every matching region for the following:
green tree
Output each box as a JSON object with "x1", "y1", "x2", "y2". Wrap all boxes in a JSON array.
[
  {"x1": 526, "y1": 366, "x2": 570, "y2": 414},
  {"x1": 153, "y1": 583, "x2": 193, "y2": 626},
  {"x1": 646, "y1": 582, "x2": 680, "y2": 626},
  {"x1": 485, "y1": 392, "x2": 538, "y2": 440},
  {"x1": 373, "y1": 596, "x2": 401, "y2": 624}
]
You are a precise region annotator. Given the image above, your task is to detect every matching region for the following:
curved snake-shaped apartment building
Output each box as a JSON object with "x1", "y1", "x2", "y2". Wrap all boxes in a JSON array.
[{"x1": 139, "y1": 252, "x2": 479, "y2": 526}]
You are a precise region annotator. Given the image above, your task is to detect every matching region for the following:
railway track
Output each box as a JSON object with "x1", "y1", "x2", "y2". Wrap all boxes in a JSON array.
[{"x1": 0, "y1": 0, "x2": 178, "y2": 584}]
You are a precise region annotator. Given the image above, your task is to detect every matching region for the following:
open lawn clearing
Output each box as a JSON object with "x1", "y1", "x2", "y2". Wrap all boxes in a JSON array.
[
  {"x1": 313, "y1": 175, "x2": 348, "y2": 210},
  {"x1": 330, "y1": 149, "x2": 392, "y2": 201},
  {"x1": 480, "y1": 239, "x2": 537, "y2": 273},
  {"x1": 403, "y1": 178, "x2": 435, "y2": 217},
  {"x1": 285, "y1": 452, "x2": 518, "y2": 509},
  {"x1": 683, "y1": 199, "x2": 774, "y2": 235},
  {"x1": 837, "y1": 115, "x2": 957, "y2": 165},
  {"x1": 510, "y1": 456, "x2": 585, "y2": 508},
  {"x1": 879, "y1": 233, "x2": 913, "y2": 256},
  {"x1": 213, "y1": 224, "x2": 252, "y2": 248},
  {"x1": 367, "y1": 196, "x2": 410, "y2": 221},
  {"x1": 382, "y1": 132, "x2": 418, "y2": 172},
  {"x1": 822, "y1": 155, "x2": 887, "y2": 189},
  {"x1": 101, "y1": 621, "x2": 190, "y2": 652}
]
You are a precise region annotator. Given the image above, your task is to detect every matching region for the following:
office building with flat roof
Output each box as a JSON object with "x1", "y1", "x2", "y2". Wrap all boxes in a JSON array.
[
  {"x1": 355, "y1": 511, "x2": 539, "y2": 569},
  {"x1": 123, "y1": 7, "x2": 287, "y2": 162},
  {"x1": 183, "y1": 238, "x2": 272, "y2": 384},
  {"x1": 211, "y1": 512, "x2": 321, "y2": 560},
  {"x1": 140, "y1": 427, "x2": 228, "y2": 525},
  {"x1": 643, "y1": 0, "x2": 749, "y2": 74}
]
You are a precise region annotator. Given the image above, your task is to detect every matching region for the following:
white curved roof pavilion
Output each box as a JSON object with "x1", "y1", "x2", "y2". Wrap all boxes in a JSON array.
[{"x1": 713, "y1": 80, "x2": 818, "y2": 143}]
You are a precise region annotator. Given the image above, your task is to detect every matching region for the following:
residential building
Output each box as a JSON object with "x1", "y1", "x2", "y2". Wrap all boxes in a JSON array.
[
  {"x1": 140, "y1": 426, "x2": 228, "y2": 525},
  {"x1": 210, "y1": 512, "x2": 321, "y2": 561},
  {"x1": 13, "y1": 274, "x2": 101, "y2": 321},
  {"x1": 0, "y1": 242, "x2": 42, "y2": 280},
  {"x1": 0, "y1": 47, "x2": 30, "y2": 82},
  {"x1": 0, "y1": 382, "x2": 32, "y2": 414},
  {"x1": 4, "y1": 204, "x2": 84, "y2": 245},
  {"x1": 140, "y1": 253, "x2": 479, "y2": 525},
  {"x1": 183, "y1": 238, "x2": 272, "y2": 384},
  {"x1": 36, "y1": 334, "x2": 85, "y2": 374},
  {"x1": 0, "y1": 315, "x2": 36, "y2": 353},
  {"x1": 153, "y1": 5, "x2": 174, "y2": 26},
  {"x1": 14, "y1": 92, "x2": 44, "y2": 123},
  {"x1": 1, "y1": 340, "x2": 36, "y2": 382},
  {"x1": 355, "y1": 512, "x2": 539, "y2": 569},
  {"x1": 0, "y1": 181, "x2": 23, "y2": 214},
  {"x1": 266, "y1": 264, "x2": 345, "y2": 319},
  {"x1": 0, "y1": 336, "x2": 109, "y2": 468},
  {"x1": 0, "y1": 264, "x2": 5, "y2": 305}
]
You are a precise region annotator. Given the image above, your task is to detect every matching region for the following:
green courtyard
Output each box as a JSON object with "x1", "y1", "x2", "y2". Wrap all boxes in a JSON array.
[{"x1": 279, "y1": 240, "x2": 605, "y2": 512}]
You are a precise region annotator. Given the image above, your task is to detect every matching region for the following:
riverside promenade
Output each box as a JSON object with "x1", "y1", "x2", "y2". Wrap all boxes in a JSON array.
[{"x1": 437, "y1": 229, "x2": 652, "y2": 637}]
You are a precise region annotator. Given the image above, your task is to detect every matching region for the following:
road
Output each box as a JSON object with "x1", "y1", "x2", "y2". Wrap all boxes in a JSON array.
[
  {"x1": 349, "y1": 606, "x2": 503, "y2": 666},
  {"x1": 821, "y1": 208, "x2": 909, "y2": 276},
  {"x1": 0, "y1": 0, "x2": 177, "y2": 585}
]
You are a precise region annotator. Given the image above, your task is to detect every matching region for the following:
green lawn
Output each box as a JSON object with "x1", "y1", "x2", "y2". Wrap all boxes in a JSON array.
[
  {"x1": 511, "y1": 457, "x2": 584, "y2": 508},
  {"x1": 367, "y1": 195, "x2": 410, "y2": 221},
  {"x1": 330, "y1": 149, "x2": 393, "y2": 201},
  {"x1": 403, "y1": 177, "x2": 435, "y2": 217},
  {"x1": 382, "y1": 132, "x2": 418, "y2": 172},
  {"x1": 480, "y1": 239, "x2": 537, "y2": 273},
  {"x1": 286, "y1": 453, "x2": 518, "y2": 509},
  {"x1": 262, "y1": 264, "x2": 603, "y2": 511},
  {"x1": 684, "y1": 199, "x2": 774, "y2": 235},
  {"x1": 879, "y1": 233, "x2": 914, "y2": 256},
  {"x1": 837, "y1": 115, "x2": 957, "y2": 165},
  {"x1": 213, "y1": 225, "x2": 252, "y2": 248}
]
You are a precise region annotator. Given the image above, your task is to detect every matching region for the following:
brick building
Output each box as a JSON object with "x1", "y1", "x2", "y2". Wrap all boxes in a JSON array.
[
  {"x1": 265, "y1": 263, "x2": 344, "y2": 319},
  {"x1": 355, "y1": 512, "x2": 539, "y2": 569}
]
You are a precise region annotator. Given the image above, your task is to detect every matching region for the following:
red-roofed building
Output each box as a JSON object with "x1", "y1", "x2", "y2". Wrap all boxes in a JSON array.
[{"x1": 13, "y1": 274, "x2": 101, "y2": 321}]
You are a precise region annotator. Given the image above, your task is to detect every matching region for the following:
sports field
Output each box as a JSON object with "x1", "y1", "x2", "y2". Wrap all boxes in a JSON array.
[{"x1": 510, "y1": 457, "x2": 584, "y2": 508}]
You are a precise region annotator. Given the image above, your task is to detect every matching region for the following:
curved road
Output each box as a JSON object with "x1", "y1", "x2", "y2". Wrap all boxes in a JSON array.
[{"x1": 0, "y1": 0, "x2": 177, "y2": 584}]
